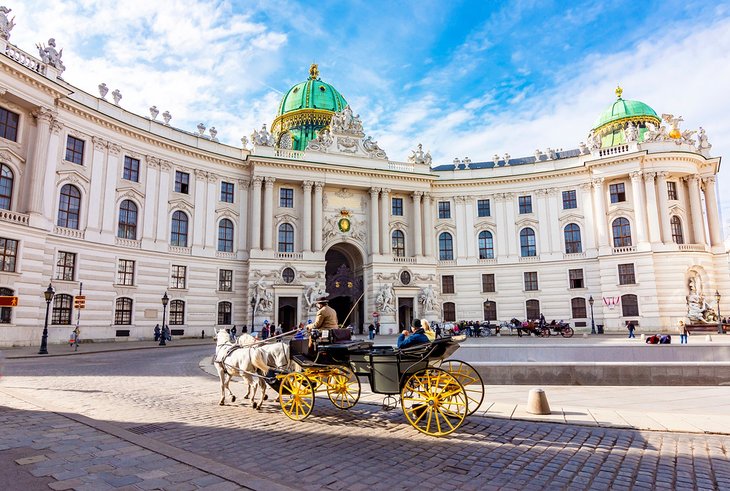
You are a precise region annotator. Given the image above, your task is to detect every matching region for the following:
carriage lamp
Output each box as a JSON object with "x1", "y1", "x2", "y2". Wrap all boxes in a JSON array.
[
  {"x1": 589, "y1": 296, "x2": 596, "y2": 335},
  {"x1": 38, "y1": 283, "x2": 55, "y2": 355},
  {"x1": 716, "y1": 290, "x2": 722, "y2": 335},
  {"x1": 250, "y1": 296, "x2": 257, "y2": 329},
  {"x1": 160, "y1": 292, "x2": 169, "y2": 346}
]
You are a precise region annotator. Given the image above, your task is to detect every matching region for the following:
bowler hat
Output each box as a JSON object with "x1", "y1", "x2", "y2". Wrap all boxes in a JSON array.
[{"x1": 317, "y1": 296, "x2": 329, "y2": 304}]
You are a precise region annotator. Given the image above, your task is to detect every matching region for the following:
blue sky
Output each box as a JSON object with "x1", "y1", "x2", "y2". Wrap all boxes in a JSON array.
[{"x1": 9, "y1": 0, "x2": 730, "y2": 231}]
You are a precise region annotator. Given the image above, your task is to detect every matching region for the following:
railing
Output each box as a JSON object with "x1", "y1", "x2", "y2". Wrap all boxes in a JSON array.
[
  {"x1": 276, "y1": 252, "x2": 303, "y2": 260},
  {"x1": 4, "y1": 44, "x2": 46, "y2": 75},
  {"x1": 216, "y1": 251, "x2": 237, "y2": 259},
  {"x1": 478, "y1": 258, "x2": 497, "y2": 265},
  {"x1": 519, "y1": 255, "x2": 540, "y2": 263},
  {"x1": 168, "y1": 245, "x2": 191, "y2": 255},
  {"x1": 563, "y1": 252, "x2": 586, "y2": 259},
  {"x1": 678, "y1": 244, "x2": 707, "y2": 252},
  {"x1": 115, "y1": 237, "x2": 141, "y2": 249},
  {"x1": 599, "y1": 144, "x2": 629, "y2": 157},
  {"x1": 275, "y1": 149, "x2": 304, "y2": 160},
  {"x1": 0, "y1": 209, "x2": 30, "y2": 225},
  {"x1": 393, "y1": 256, "x2": 416, "y2": 263},
  {"x1": 438, "y1": 259, "x2": 456, "y2": 266},
  {"x1": 612, "y1": 245, "x2": 637, "y2": 254},
  {"x1": 388, "y1": 161, "x2": 415, "y2": 172},
  {"x1": 53, "y1": 226, "x2": 84, "y2": 239}
]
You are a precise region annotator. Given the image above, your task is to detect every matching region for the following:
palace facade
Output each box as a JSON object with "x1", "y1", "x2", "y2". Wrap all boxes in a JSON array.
[{"x1": 0, "y1": 22, "x2": 727, "y2": 346}]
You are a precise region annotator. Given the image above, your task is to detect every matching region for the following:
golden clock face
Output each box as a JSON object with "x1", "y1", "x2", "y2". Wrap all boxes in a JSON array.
[{"x1": 338, "y1": 217, "x2": 351, "y2": 233}]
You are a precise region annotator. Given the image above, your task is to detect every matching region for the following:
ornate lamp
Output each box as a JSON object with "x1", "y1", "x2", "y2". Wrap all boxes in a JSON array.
[
  {"x1": 38, "y1": 283, "x2": 55, "y2": 355},
  {"x1": 589, "y1": 296, "x2": 596, "y2": 335},
  {"x1": 716, "y1": 290, "x2": 722, "y2": 335},
  {"x1": 160, "y1": 292, "x2": 169, "y2": 346}
]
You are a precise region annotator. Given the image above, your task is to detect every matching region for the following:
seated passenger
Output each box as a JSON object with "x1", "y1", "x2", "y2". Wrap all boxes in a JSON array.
[
  {"x1": 421, "y1": 319, "x2": 436, "y2": 342},
  {"x1": 397, "y1": 319, "x2": 430, "y2": 349}
]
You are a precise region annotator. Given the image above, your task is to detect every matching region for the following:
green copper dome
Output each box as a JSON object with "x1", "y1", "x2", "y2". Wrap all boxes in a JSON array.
[
  {"x1": 271, "y1": 64, "x2": 348, "y2": 151},
  {"x1": 592, "y1": 87, "x2": 661, "y2": 148}
]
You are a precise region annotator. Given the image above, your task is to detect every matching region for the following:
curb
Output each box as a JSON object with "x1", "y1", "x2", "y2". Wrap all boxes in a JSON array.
[{"x1": 5, "y1": 341, "x2": 211, "y2": 359}]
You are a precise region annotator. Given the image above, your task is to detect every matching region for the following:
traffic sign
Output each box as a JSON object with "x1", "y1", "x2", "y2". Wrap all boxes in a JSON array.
[
  {"x1": 0, "y1": 296, "x2": 18, "y2": 307},
  {"x1": 73, "y1": 295, "x2": 86, "y2": 309}
]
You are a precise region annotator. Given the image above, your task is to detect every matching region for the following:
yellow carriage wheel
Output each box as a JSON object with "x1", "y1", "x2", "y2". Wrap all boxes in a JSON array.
[
  {"x1": 325, "y1": 367, "x2": 361, "y2": 409},
  {"x1": 401, "y1": 368, "x2": 468, "y2": 437},
  {"x1": 279, "y1": 372, "x2": 315, "y2": 421},
  {"x1": 436, "y1": 360, "x2": 485, "y2": 416}
]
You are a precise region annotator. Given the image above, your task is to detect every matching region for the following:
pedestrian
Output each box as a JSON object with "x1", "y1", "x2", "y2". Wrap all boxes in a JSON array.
[
  {"x1": 539, "y1": 313, "x2": 546, "y2": 330},
  {"x1": 163, "y1": 324, "x2": 171, "y2": 341},
  {"x1": 261, "y1": 320, "x2": 270, "y2": 340},
  {"x1": 368, "y1": 323, "x2": 375, "y2": 340},
  {"x1": 680, "y1": 322, "x2": 689, "y2": 344},
  {"x1": 153, "y1": 323, "x2": 160, "y2": 342},
  {"x1": 241, "y1": 324, "x2": 248, "y2": 334},
  {"x1": 70, "y1": 327, "x2": 80, "y2": 351},
  {"x1": 627, "y1": 321, "x2": 636, "y2": 339},
  {"x1": 231, "y1": 325, "x2": 237, "y2": 341}
]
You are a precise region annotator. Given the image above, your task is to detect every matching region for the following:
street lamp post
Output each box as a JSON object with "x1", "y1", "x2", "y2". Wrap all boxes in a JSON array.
[
  {"x1": 159, "y1": 292, "x2": 169, "y2": 346},
  {"x1": 716, "y1": 290, "x2": 722, "y2": 335},
  {"x1": 250, "y1": 296, "x2": 256, "y2": 331},
  {"x1": 589, "y1": 295, "x2": 596, "y2": 335},
  {"x1": 38, "y1": 283, "x2": 55, "y2": 355}
]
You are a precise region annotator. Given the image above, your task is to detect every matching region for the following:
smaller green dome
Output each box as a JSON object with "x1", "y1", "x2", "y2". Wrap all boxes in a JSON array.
[
  {"x1": 276, "y1": 64, "x2": 347, "y2": 116},
  {"x1": 593, "y1": 87, "x2": 659, "y2": 130}
]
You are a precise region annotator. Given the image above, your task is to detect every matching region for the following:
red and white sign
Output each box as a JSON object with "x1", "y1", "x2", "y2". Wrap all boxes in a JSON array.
[{"x1": 372, "y1": 312, "x2": 379, "y2": 317}]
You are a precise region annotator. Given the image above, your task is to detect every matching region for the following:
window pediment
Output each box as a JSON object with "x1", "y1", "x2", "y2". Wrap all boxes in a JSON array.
[
  {"x1": 473, "y1": 217, "x2": 496, "y2": 229},
  {"x1": 515, "y1": 217, "x2": 539, "y2": 228},
  {"x1": 116, "y1": 186, "x2": 145, "y2": 201},
  {"x1": 0, "y1": 146, "x2": 25, "y2": 165},
  {"x1": 558, "y1": 213, "x2": 584, "y2": 224},
  {"x1": 168, "y1": 197, "x2": 193, "y2": 214},
  {"x1": 56, "y1": 169, "x2": 90, "y2": 185}
]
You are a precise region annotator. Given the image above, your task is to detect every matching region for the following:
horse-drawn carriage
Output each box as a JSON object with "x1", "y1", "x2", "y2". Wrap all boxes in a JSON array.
[{"x1": 214, "y1": 328, "x2": 484, "y2": 437}]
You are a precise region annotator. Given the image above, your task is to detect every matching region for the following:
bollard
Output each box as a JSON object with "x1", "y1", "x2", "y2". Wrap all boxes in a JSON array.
[
  {"x1": 706, "y1": 334, "x2": 712, "y2": 342},
  {"x1": 526, "y1": 388, "x2": 551, "y2": 415},
  {"x1": 201, "y1": 329, "x2": 205, "y2": 339}
]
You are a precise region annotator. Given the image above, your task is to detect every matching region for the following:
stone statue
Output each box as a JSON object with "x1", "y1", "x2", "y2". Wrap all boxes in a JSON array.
[
  {"x1": 252, "y1": 278, "x2": 269, "y2": 316},
  {"x1": 209, "y1": 127, "x2": 218, "y2": 141},
  {"x1": 408, "y1": 144, "x2": 426, "y2": 164},
  {"x1": 462, "y1": 157, "x2": 471, "y2": 169},
  {"x1": 419, "y1": 285, "x2": 438, "y2": 312},
  {"x1": 36, "y1": 38, "x2": 66, "y2": 75},
  {"x1": 578, "y1": 142, "x2": 588, "y2": 155},
  {"x1": 0, "y1": 6, "x2": 15, "y2": 40},
  {"x1": 112, "y1": 89, "x2": 122, "y2": 105},
  {"x1": 240, "y1": 135, "x2": 249, "y2": 149},
  {"x1": 305, "y1": 282, "x2": 328, "y2": 311},
  {"x1": 546, "y1": 148, "x2": 557, "y2": 160},
  {"x1": 98, "y1": 82, "x2": 109, "y2": 99},
  {"x1": 643, "y1": 122, "x2": 668, "y2": 142},
  {"x1": 492, "y1": 154, "x2": 500, "y2": 165},
  {"x1": 696, "y1": 127, "x2": 711, "y2": 153},
  {"x1": 588, "y1": 131, "x2": 602, "y2": 151},
  {"x1": 162, "y1": 111, "x2": 172, "y2": 125},
  {"x1": 149, "y1": 105, "x2": 159, "y2": 120},
  {"x1": 686, "y1": 276, "x2": 715, "y2": 323},
  {"x1": 503, "y1": 152, "x2": 511, "y2": 164},
  {"x1": 251, "y1": 124, "x2": 274, "y2": 146},
  {"x1": 662, "y1": 113, "x2": 684, "y2": 134},
  {"x1": 330, "y1": 105, "x2": 364, "y2": 135},
  {"x1": 679, "y1": 129, "x2": 696, "y2": 146},
  {"x1": 375, "y1": 284, "x2": 395, "y2": 314},
  {"x1": 534, "y1": 149, "x2": 543, "y2": 161},
  {"x1": 624, "y1": 122, "x2": 638, "y2": 142},
  {"x1": 196, "y1": 123, "x2": 206, "y2": 136},
  {"x1": 307, "y1": 128, "x2": 334, "y2": 152}
]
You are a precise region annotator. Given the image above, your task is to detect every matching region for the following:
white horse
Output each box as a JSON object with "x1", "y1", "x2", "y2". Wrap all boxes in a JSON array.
[{"x1": 213, "y1": 329, "x2": 268, "y2": 409}]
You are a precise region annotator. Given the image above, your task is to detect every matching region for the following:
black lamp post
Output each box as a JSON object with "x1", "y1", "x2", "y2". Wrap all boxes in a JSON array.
[
  {"x1": 589, "y1": 295, "x2": 596, "y2": 335},
  {"x1": 250, "y1": 296, "x2": 256, "y2": 329},
  {"x1": 38, "y1": 283, "x2": 55, "y2": 355},
  {"x1": 159, "y1": 292, "x2": 169, "y2": 346},
  {"x1": 716, "y1": 290, "x2": 722, "y2": 335}
]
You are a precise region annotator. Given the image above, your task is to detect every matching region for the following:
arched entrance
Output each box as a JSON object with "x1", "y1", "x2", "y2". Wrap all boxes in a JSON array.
[{"x1": 325, "y1": 243, "x2": 364, "y2": 330}]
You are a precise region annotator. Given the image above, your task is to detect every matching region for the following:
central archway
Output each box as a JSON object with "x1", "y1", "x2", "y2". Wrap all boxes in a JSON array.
[{"x1": 324, "y1": 242, "x2": 364, "y2": 330}]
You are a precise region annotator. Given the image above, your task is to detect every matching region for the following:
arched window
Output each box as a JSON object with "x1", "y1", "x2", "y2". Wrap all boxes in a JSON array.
[
  {"x1": 391, "y1": 230, "x2": 406, "y2": 257},
  {"x1": 218, "y1": 218, "x2": 234, "y2": 252},
  {"x1": 0, "y1": 163, "x2": 13, "y2": 210},
  {"x1": 443, "y1": 302, "x2": 456, "y2": 322},
  {"x1": 520, "y1": 228, "x2": 536, "y2": 257},
  {"x1": 564, "y1": 223, "x2": 582, "y2": 254},
  {"x1": 478, "y1": 231, "x2": 494, "y2": 259},
  {"x1": 169, "y1": 300, "x2": 185, "y2": 325},
  {"x1": 612, "y1": 217, "x2": 632, "y2": 247},
  {"x1": 170, "y1": 211, "x2": 188, "y2": 247},
  {"x1": 0, "y1": 287, "x2": 12, "y2": 323},
  {"x1": 117, "y1": 200, "x2": 138, "y2": 239},
  {"x1": 277, "y1": 223, "x2": 294, "y2": 253},
  {"x1": 671, "y1": 216, "x2": 684, "y2": 244},
  {"x1": 483, "y1": 300, "x2": 497, "y2": 321},
  {"x1": 621, "y1": 294, "x2": 639, "y2": 317},
  {"x1": 114, "y1": 297, "x2": 133, "y2": 325},
  {"x1": 571, "y1": 297, "x2": 587, "y2": 318},
  {"x1": 439, "y1": 232, "x2": 454, "y2": 260},
  {"x1": 218, "y1": 301, "x2": 232, "y2": 325},
  {"x1": 57, "y1": 184, "x2": 81, "y2": 229},
  {"x1": 525, "y1": 299, "x2": 540, "y2": 320},
  {"x1": 51, "y1": 293, "x2": 73, "y2": 325}
]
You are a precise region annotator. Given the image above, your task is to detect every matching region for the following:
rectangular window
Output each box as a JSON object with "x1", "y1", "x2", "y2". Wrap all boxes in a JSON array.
[
  {"x1": 218, "y1": 269, "x2": 233, "y2": 291},
  {"x1": 667, "y1": 181, "x2": 678, "y2": 200},
  {"x1": 438, "y1": 201, "x2": 451, "y2": 219},
  {"x1": 609, "y1": 183, "x2": 626, "y2": 203},
  {"x1": 65, "y1": 136, "x2": 85, "y2": 165},
  {"x1": 562, "y1": 190, "x2": 577, "y2": 209},
  {"x1": 618, "y1": 264, "x2": 636, "y2": 285},
  {"x1": 569, "y1": 268, "x2": 584, "y2": 289},
  {"x1": 0, "y1": 237, "x2": 18, "y2": 272},
  {"x1": 170, "y1": 265, "x2": 187, "y2": 289},
  {"x1": 442, "y1": 275, "x2": 455, "y2": 294},
  {"x1": 524, "y1": 272, "x2": 538, "y2": 291},
  {"x1": 117, "y1": 259, "x2": 135, "y2": 286},
  {"x1": 55, "y1": 251, "x2": 76, "y2": 281},
  {"x1": 220, "y1": 181, "x2": 234, "y2": 203},
  {"x1": 392, "y1": 197, "x2": 403, "y2": 216},
  {"x1": 477, "y1": 199, "x2": 491, "y2": 217},
  {"x1": 481, "y1": 274, "x2": 495, "y2": 293},
  {"x1": 122, "y1": 156, "x2": 140, "y2": 182},
  {"x1": 0, "y1": 107, "x2": 19, "y2": 142},
  {"x1": 518, "y1": 196, "x2": 532, "y2": 214},
  {"x1": 174, "y1": 171, "x2": 189, "y2": 194},
  {"x1": 279, "y1": 188, "x2": 294, "y2": 208}
]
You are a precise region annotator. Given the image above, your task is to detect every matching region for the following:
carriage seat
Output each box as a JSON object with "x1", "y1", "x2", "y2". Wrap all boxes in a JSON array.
[{"x1": 319, "y1": 328, "x2": 352, "y2": 344}]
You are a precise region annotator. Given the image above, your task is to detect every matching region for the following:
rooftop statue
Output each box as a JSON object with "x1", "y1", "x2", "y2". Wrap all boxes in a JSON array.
[
  {"x1": 162, "y1": 111, "x2": 172, "y2": 125},
  {"x1": 36, "y1": 38, "x2": 66, "y2": 75},
  {"x1": 251, "y1": 124, "x2": 274, "y2": 146},
  {"x1": 149, "y1": 105, "x2": 159, "y2": 120},
  {"x1": 362, "y1": 135, "x2": 387, "y2": 159},
  {"x1": 0, "y1": 6, "x2": 16, "y2": 40},
  {"x1": 587, "y1": 130, "x2": 601, "y2": 151},
  {"x1": 98, "y1": 82, "x2": 108, "y2": 99},
  {"x1": 330, "y1": 105, "x2": 364, "y2": 136},
  {"x1": 408, "y1": 143, "x2": 431, "y2": 165},
  {"x1": 112, "y1": 89, "x2": 122, "y2": 105},
  {"x1": 696, "y1": 127, "x2": 712, "y2": 154},
  {"x1": 643, "y1": 122, "x2": 668, "y2": 142},
  {"x1": 624, "y1": 122, "x2": 638, "y2": 142}
]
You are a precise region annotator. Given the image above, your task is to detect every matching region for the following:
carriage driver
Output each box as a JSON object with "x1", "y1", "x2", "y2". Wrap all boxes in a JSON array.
[{"x1": 312, "y1": 296, "x2": 338, "y2": 330}]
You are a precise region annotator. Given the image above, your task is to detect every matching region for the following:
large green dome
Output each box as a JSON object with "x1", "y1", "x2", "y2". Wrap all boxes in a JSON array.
[
  {"x1": 272, "y1": 64, "x2": 348, "y2": 151},
  {"x1": 592, "y1": 87, "x2": 661, "y2": 148}
]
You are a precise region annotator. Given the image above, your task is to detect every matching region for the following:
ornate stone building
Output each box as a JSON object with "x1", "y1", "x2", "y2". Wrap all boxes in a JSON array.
[{"x1": 0, "y1": 18, "x2": 726, "y2": 346}]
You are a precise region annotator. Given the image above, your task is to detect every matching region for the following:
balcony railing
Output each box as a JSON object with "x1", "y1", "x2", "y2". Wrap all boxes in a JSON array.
[
  {"x1": 678, "y1": 244, "x2": 706, "y2": 252},
  {"x1": 168, "y1": 245, "x2": 191, "y2": 255},
  {"x1": 393, "y1": 256, "x2": 416, "y2": 263},
  {"x1": 0, "y1": 209, "x2": 30, "y2": 225},
  {"x1": 276, "y1": 252, "x2": 303, "y2": 260},
  {"x1": 563, "y1": 252, "x2": 586, "y2": 259},
  {"x1": 519, "y1": 255, "x2": 540, "y2": 263},
  {"x1": 274, "y1": 149, "x2": 304, "y2": 160},
  {"x1": 53, "y1": 226, "x2": 85, "y2": 239},
  {"x1": 115, "y1": 237, "x2": 141, "y2": 249},
  {"x1": 598, "y1": 144, "x2": 629, "y2": 157},
  {"x1": 438, "y1": 259, "x2": 456, "y2": 267},
  {"x1": 216, "y1": 251, "x2": 237, "y2": 259},
  {"x1": 4, "y1": 44, "x2": 46, "y2": 75},
  {"x1": 612, "y1": 245, "x2": 637, "y2": 254},
  {"x1": 478, "y1": 258, "x2": 497, "y2": 265},
  {"x1": 388, "y1": 161, "x2": 415, "y2": 172}
]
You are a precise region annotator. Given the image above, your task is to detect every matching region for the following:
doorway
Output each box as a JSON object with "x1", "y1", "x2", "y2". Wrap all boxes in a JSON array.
[
  {"x1": 398, "y1": 297, "x2": 414, "y2": 331},
  {"x1": 325, "y1": 243, "x2": 364, "y2": 329},
  {"x1": 277, "y1": 296, "x2": 298, "y2": 331}
]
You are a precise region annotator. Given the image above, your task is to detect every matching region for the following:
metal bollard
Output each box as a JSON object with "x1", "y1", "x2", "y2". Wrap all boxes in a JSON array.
[{"x1": 201, "y1": 330, "x2": 205, "y2": 339}]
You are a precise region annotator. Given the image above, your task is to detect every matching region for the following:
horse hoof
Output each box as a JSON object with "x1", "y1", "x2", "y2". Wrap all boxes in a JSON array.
[
  {"x1": 231, "y1": 396, "x2": 237, "y2": 403},
  {"x1": 219, "y1": 401, "x2": 225, "y2": 406},
  {"x1": 244, "y1": 395, "x2": 250, "y2": 399},
  {"x1": 264, "y1": 394, "x2": 269, "y2": 401},
  {"x1": 252, "y1": 402, "x2": 258, "y2": 409}
]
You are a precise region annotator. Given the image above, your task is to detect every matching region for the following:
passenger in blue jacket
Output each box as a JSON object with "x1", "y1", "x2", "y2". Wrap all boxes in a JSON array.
[{"x1": 397, "y1": 319, "x2": 430, "y2": 349}]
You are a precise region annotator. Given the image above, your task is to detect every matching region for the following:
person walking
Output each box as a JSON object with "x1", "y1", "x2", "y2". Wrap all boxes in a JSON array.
[
  {"x1": 163, "y1": 324, "x2": 171, "y2": 342},
  {"x1": 70, "y1": 327, "x2": 80, "y2": 351},
  {"x1": 434, "y1": 322, "x2": 442, "y2": 339},
  {"x1": 680, "y1": 322, "x2": 689, "y2": 344},
  {"x1": 261, "y1": 320, "x2": 270, "y2": 340},
  {"x1": 627, "y1": 321, "x2": 636, "y2": 339},
  {"x1": 368, "y1": 323, "x2": 375, "y2": 340},
  {"x1": 230, "y1": 325, "x2": 237, "y2": 341},
  {"x1": 153, "y1": 324, "x2": 160, "y2": 342}
]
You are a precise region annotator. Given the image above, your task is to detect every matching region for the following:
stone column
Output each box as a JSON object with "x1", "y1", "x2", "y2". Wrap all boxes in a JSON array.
[
  {"x1": 249, "y1": 176, "x2": 263, "y2": 250},
  {"x1": 463, "y1": 196, "x2": 476, "y2": 258},
  {"x1": 313, "y1": 182, "x2": 324, "y2": 252},
  {"x1": 380, "y1": 188, "x2": 391, "y2": 255},
  {"x1": 87, "y1": 138, "x2": 108, "y2": 232},
  {"x1": 192, "y1": 169, "x2": 207, "y2": 248},
  {"x1": 494, "y1": 194, "x2": 509, "y2": 258},
  {"x1": 412, "y1": 191, "x2": 423, "y2": 256},
  {"x1": 101, "y1": 144, "x2": 121, "y2": 235},
  {"x1": 27, "y1": 107, "x2": 54, "y2": 216},
  {"x1": 262, "y1": 177, "x2": 276, "y2": 251},
  {"x1": 656, "y1": 171, "x2": 672, "y2": 244},
  {"x1": 629, "y1": 171, "x2": 648, "y2": 244},
  {"x1": 205, "y1": 173, "x2": 218, "y2": 250},
  {"x1": 702, "y1": 176, "x2": 723, "y2": 247},
  {"x1": 42, "y1": 120, "x2": 63, "y2": 220},
  {"x1": 591, "y1": 178, "x2": 609, "y2": 248},
  {"x1": 579, "y1": 183, "x2": 596, "y2": 250},
  {"x1": 423, "y1": 193, "x2": 433, "y2": 257},
  {"x1": 369, "y1": 187, "x2": 381, "y2": 255},
  {"x1": 155, "y1": 161, "x2": 171, "y2": 243},
  {"x1": 302, "y1": 181, "x2": 313, "y2": 252},
  {"x1": 237, "y1": 178, "x2": 250, "y2": 252},
  {"x1": 536, "y1": 190, "x2": 550, "y2": 255},
  {"x1": 547, "y1": 189, "x2": 561, "y2": 253},
  {"x1": 454, "y1": 196, "x2": 467, "y2": 258},
  {"x1": 504, "y1": 193, "x2": 517, "y2": 256},
  {"x1": 142, "y1": 157, "x2": 160, "y2": 241},
  {"x1": 686, "y1": 175, "x2": 705, "y2": 245},
  {"x1": 643, "y1": 172, "x2": 661, "y2": 243}
]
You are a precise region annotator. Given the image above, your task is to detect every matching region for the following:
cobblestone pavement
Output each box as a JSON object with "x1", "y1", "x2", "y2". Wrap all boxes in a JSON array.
[{"x1": 2, "y1": 346, "x2": 729, "y2": 490}]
